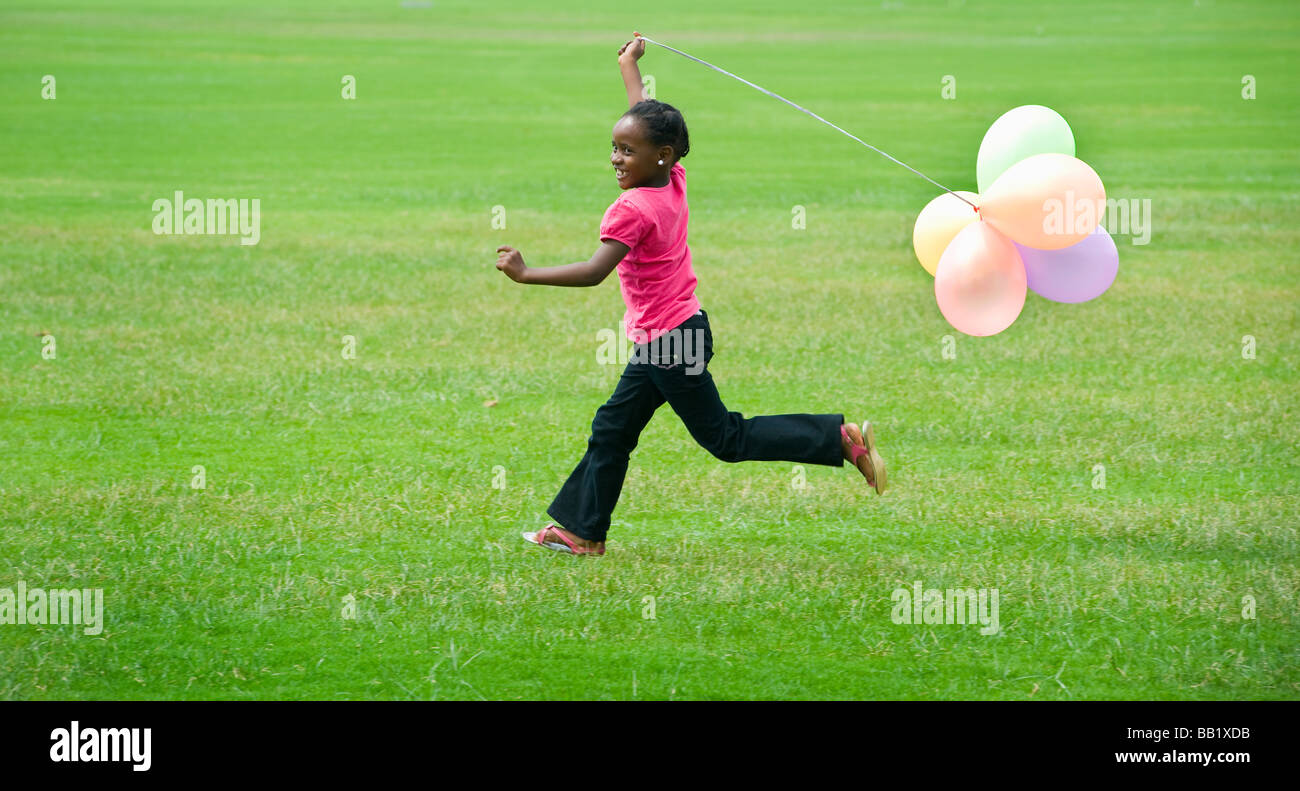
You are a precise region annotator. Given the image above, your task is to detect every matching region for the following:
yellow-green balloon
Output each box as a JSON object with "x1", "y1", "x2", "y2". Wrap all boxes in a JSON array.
[{"x1": 976, "y1": 105, "x2": 1075, "y2": 194}]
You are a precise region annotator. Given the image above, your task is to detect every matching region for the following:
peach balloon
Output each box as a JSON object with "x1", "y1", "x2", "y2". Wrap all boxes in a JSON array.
[
  {"x1": 912, "y1": 190, "x2": 979, "y2": 277},
  {"x1": 978, "y1": 153, "x2": 1106, "y2": 250},
  {"x1": 934, "y1": 222, "x2": 1026, "y2": 336}
]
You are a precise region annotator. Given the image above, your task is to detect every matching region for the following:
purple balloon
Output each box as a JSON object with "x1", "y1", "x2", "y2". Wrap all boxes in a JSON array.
[{"x1": 1014, "y1": 226, "x2": 1119, "y2": 304}]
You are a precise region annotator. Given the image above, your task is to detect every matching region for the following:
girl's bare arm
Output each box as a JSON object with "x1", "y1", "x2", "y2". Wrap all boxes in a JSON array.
[
  {"x1": 618, "y1": 32, "x2": 649, "y2": 107},
  {"x1": 496, "y1": 241, "x2": 628, "y2": 287}
]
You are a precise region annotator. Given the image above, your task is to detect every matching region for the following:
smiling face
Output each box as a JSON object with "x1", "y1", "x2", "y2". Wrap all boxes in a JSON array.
[{"x1": 610, "y1": 116, "x2": 672, "y2": 190}]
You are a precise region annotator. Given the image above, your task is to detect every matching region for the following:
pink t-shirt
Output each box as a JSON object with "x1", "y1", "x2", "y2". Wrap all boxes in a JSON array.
[{"x1": 598, "y1": 160, "x2": 701, "y2": 342}]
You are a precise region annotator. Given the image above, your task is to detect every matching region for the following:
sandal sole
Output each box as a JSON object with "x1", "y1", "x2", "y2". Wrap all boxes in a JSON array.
[{"x1": 862, "y1": 421, "x2": 887, "y2": 495}]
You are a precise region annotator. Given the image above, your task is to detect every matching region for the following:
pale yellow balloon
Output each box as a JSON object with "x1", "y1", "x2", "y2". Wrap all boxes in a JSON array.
[{"x1": 912, "y1": 190, "x2": 980, "y2": 276}]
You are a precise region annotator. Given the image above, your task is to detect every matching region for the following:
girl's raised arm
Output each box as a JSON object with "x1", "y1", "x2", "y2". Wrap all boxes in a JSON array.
[{"x1": 617, "y1": 32, "x2": 650, "y2": 108}]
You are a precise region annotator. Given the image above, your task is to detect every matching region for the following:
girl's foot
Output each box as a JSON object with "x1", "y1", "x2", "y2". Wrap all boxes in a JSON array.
[
  {"x1": 552, "y1": 525, "x2": 605, "y2": 552},
  {"x1": 842, "y1": 421, "x2": 887, "y2": 494},
  {"x1": 523, "y1": 523, "x2": 606, "y2": 555}
]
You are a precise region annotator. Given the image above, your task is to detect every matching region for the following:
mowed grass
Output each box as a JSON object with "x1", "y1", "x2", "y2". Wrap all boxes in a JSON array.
[{"x1": 0, "y1": 0, "x2": 1297, "y2": 699}]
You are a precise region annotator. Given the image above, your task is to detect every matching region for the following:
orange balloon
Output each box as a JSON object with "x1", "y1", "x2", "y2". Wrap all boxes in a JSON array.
[
  {"x1": 912, "y1": 190, "x2": 979, "y2": 276},
  {"x1": 934, "y1": 222, "x2": 1026, "y2": 336},
  {"x1": 978, "y1": 153, "x2": 1105, "y2": 250}
]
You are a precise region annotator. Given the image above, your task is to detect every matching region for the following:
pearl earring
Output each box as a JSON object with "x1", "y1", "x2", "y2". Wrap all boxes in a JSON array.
[{"x1": 658, "y1": 159, "x2": 664, "y2": 165}]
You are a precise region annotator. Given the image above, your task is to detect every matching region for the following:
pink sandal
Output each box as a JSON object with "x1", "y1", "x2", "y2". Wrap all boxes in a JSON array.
[
  {"x1": 842, "y1": 422, "x2": 887, "y2": 495},
  {"x1": 522, "y1": 524, "x2": 606, "y2": 556}
]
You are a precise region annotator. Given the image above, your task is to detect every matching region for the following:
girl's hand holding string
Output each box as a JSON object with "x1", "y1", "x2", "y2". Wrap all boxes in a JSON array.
[
  {"x1": 618, "y1": 32, "x2": 649, "y2": 107},
  {"x1": 617, "y1": 32, "x2": 645, "y2": 64}
]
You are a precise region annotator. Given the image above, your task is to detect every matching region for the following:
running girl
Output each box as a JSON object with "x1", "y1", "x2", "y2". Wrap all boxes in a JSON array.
[{"x1": 495, "y1": 32, "x2": 886, "y2": 555}]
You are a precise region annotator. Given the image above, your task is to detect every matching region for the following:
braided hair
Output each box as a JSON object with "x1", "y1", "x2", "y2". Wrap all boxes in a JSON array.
[{"x1": 622, "y1": 99, "x2": 690, "y2": 162}]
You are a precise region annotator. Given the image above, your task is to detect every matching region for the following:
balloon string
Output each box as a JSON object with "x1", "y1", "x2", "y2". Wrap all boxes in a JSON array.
[{"x1": 634, "y1": 34, "x2": 978, "y2": 210}]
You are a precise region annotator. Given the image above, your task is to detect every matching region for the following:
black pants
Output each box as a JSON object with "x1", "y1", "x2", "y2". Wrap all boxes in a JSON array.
[{"x1": 547, "y1": 309, "x2": 844, "y2": 542}]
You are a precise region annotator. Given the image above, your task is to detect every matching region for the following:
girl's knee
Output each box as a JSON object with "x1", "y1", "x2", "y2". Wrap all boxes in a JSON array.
[
  {"x1": 589, "y1": 420, "x2": 640, "y2": 454},
  {"x1": 697, "y1": 431, "x2": 738, "y2": 462}
]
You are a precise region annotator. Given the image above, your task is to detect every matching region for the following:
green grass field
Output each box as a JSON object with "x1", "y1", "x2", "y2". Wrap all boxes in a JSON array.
[{"x1": 1, "y1": 0, "x2": 1296, "y2": 700}]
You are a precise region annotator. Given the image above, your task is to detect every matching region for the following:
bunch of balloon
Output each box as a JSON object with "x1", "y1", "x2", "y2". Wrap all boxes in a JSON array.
[{"x1": 912, "y1": 105, "x2": 1117, "y2": 336}]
